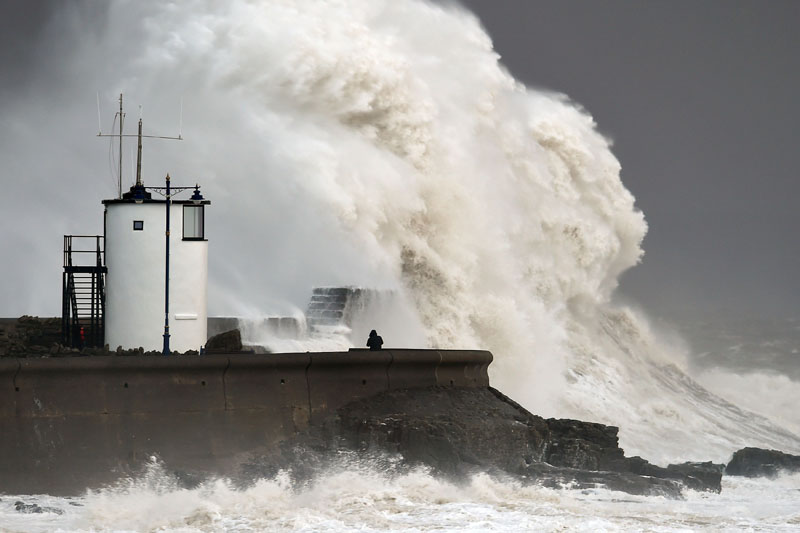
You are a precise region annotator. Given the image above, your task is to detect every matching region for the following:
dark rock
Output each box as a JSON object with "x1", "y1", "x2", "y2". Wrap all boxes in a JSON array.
[
  {"x1": 1, "y1": 316, "x2": 113, "y2": 357},
  {"x1": 487, "y1": 388, "x2": 721, "y2": 493},
  {"x1": 600, "y1": 456, "x2": 723, "y2": 493},
  {"x1": 726, "y1": 447, "x2": 800, "y2": 478},
  {"x1": 523, "y1": 462, "x2": 683, "y2": 497},
  {"x1": 666, "y1": 462, "x2": 724, "y2": 490},
  {"x1": 205, "y1": 329, "x2": 243, "y2": 353},
  {"x1": 244, "y1": 386, "x2": 719, "y2": 498},
  {"x1": 14, "y1": 500, "x2": 63, "y2": 515},
  {"x1": 542, "y1": 418, "x2": 624, "y2": 471}
]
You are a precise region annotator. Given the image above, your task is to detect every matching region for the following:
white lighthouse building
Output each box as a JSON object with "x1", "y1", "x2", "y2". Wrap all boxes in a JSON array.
[
  {"x1": 103, "y1": 179, "x2": 209, "y2": 352},
  {"x1": 61, "y1": 95, "x2": 211, "y2": 353}
]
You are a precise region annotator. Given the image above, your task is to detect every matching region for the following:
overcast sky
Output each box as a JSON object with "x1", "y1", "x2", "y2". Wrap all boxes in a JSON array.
[
  {"x1": 457, "y1": 0, "x2": 799, "y2": 322},
  {"x1": 1, "y1": 1, "x2": 797, "y2": 324}
]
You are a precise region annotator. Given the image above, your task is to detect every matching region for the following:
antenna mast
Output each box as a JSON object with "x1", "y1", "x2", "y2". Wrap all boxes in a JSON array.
[
  {"x1": 118, "y1": 94, "x2": 124, "y2": 198},
  {"x1": 97, "y1": 93, "x2": 183, "y2": 198},
  {"x1": 136, "y1": 117, "x2": 143, "y2": 187}
]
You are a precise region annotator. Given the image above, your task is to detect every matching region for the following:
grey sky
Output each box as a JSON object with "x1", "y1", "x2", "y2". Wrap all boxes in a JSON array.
[
  {"x1": 1, "y1": 1, "x2": 798, "y2": 325},
  {"x1": 458, "y1": 0, "x2": 800, "y2": 322}
]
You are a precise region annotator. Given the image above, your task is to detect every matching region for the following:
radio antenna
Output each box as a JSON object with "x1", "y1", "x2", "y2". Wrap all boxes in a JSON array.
[
  {"x1": 97, "y1": 93, "x2": 183, "y2": 198},
  {"x1": 96, "y1": 92, "x2": 102, "y2": 135}
]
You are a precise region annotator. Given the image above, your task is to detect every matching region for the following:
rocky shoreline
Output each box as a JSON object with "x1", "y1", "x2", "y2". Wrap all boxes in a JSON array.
[
  {"x1": 4, "y1": 317, "x2": 799, "y2": 500},
  {"x1": 244, "y1": 386, "x2": 725, "y2": 498},
  {"x1": 245, "y1": 386, "x2": 800, "y2": 498}
]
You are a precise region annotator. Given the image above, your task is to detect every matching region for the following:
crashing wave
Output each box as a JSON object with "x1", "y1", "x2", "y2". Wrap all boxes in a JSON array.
[{"x1": 39, "y1": 0, "x2": 800, "y2": 463}]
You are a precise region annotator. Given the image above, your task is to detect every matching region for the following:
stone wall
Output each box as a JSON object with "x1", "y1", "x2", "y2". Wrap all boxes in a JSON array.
[
  {"x1": 0, "y1": 316, "x2": 63, "y2": 356},
  {"x1": 0, "y1": 349, "x2": 491, "y2": 495}
]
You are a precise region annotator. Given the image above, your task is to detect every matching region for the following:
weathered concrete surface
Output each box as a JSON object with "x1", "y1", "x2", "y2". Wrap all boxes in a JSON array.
[{"x1": 0, "y1": 349, "x2": 490, "y2": 495}]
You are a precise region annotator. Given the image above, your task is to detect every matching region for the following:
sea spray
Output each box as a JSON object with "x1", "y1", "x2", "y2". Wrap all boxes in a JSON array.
[
  {"x1": 4, "y1": 463, "x2": 800, "y2": 532},
  {"x1": 12, "y1": 0, "x2": 798, "y2": 463},
  {"x1": 176, "y1": 0, "x2": 648, "y2": 418}
]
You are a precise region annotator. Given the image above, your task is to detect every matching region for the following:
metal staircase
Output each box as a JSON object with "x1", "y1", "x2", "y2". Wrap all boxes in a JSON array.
[{"x1": 62, "y1": 235, "x2": 106, "y2": 348}]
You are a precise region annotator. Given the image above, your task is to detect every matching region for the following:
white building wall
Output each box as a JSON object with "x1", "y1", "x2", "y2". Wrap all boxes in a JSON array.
[{"x1": 105, "y1": 202, "x2": 208, "y2": 352}]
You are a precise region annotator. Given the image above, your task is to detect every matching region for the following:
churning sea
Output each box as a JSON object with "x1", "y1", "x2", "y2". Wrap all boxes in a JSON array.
[
  {"x1": 2, "y1": 466, "x2": 800, "y2": 532},
  {"x1": 3, "y1": 316, "x2": 799, "y2": 533}
]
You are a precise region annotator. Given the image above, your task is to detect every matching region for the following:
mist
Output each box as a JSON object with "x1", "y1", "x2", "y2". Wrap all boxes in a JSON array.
[{"x1": 1, "y1": 0, "x2": 798, "y2": 464}]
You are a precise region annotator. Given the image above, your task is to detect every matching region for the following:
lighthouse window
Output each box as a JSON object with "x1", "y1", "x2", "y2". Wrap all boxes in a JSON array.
[
  {"x1": 183, "y1": 205, "x2": 204, "y2": 240},
  {"x1": 133, "y1": 220, "x2": 144, "y2": 231}
]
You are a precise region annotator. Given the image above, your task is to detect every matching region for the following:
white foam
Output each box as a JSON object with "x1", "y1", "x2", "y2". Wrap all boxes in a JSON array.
[
  {"x1": 4, "y1": 463, "x2": 800, "y2": 532},
  {"x1": 695, "y1": 370, "x2": 800, "y2": 437},
  {"x1": 4, "y1": 0, "x2": 796, "y2": 471},
  {"x1": 121, "y1": 0, "x2": 794, "y2": 461}
]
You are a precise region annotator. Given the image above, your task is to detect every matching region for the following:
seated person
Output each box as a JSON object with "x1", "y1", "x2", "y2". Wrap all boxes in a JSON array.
[{"x1": 366, "y1": 329, "x2": 383, "y2": 351}]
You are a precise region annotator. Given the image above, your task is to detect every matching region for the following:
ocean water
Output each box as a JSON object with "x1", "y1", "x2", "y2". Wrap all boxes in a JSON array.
[
  {"x1": 3, "y1": 464, "x2": 800, "y2": 532},
  {"x1": 3, "y1": 0, "x2": 799, "y2": 530}
]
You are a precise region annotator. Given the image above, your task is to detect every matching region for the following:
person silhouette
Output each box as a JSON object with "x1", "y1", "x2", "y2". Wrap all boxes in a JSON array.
[{"x1": 366, "y1": 329, "x2": 383, "y2": 351}]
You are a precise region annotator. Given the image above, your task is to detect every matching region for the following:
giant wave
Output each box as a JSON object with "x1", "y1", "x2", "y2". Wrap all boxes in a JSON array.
[{"x1": 20, "y1": 0, "x2": 799, "y2": 465}]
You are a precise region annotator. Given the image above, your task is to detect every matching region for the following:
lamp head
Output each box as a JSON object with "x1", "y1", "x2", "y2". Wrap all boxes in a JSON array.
[
  {"x1": 191, "y1": 184, "x2": 204, "y2": 205},
  {"x1": 130, "y1": 183, "x2": 148, "y2": 204}
]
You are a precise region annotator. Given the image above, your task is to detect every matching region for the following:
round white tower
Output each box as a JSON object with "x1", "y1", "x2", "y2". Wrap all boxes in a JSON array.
[{"x1": 103, "y1": 181, "x2": 209, "y2": 352}]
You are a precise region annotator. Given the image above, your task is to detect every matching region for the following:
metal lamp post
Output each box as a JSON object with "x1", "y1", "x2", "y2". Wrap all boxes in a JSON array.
[{"x1": 144, "y1": 174, "x2": 204, "y2": 355}]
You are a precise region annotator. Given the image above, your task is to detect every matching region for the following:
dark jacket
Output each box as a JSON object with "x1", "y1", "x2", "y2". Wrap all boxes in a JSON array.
[{"x1": 367, "y1": 330, "x2": 383, "y2": 351}]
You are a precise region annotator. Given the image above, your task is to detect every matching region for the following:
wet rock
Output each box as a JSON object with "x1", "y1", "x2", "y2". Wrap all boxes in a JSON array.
[
  {"x1": 205, "y1": 329, "x2": 243, "y2": 353},
  {"x1": 245, "y1": 386, "x2": 719, "y2": 498},
  {"x1": 524, "y1": 462, "x2": 683, "y2": 497},
  {"x1": 726, "y1": 447, "x2": 800, "y2": 478},
  {"x1": 666, "y1": 461, "x2": 724, "y2": 490},
  {"x1": 603, "y1": 457, "x2": 723, "y2": 493},
  {"x1": 541, "y1": 418, "x2": 625, "y2": 471},
  {"x1": 14, "y1": 501, "x2": 64, "y2": 515}
]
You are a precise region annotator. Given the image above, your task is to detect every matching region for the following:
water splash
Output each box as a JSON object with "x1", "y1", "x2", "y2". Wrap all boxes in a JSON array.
[
  {"x1": 3, "y1": 462, "x2": 800, "y2": 532},
  {"x1": 13, "y1": 0, "x2": 797, "y2": 463}
]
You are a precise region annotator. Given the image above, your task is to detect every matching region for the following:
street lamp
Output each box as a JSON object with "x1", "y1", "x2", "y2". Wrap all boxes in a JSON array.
[{"x1": 144, "y1": 174, "x2": 204, "y2": 355}]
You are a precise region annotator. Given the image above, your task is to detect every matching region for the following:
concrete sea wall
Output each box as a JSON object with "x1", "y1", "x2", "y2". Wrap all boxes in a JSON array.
[{"x1": 0, "y1": 349, "x2": 491, "y2": 495}]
